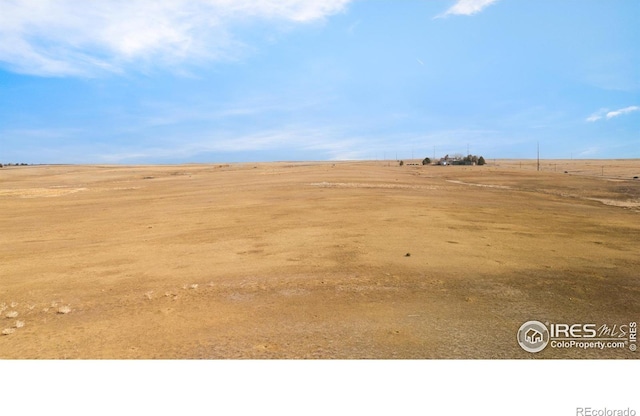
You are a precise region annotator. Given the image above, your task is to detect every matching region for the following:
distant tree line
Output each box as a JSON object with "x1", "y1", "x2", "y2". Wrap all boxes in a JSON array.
[
  {"x1": 0, "y1": 163, "x2": 30, "y2": 167},
  {"x1": 461, "y1": 154, "x2": 486, "y2": 165},
  {"x1": 399, "y1": 155, "x2": 487, "y2": 167},
  {"x1": 430, "y1": 155, "x2": 487, "y2": 166}
]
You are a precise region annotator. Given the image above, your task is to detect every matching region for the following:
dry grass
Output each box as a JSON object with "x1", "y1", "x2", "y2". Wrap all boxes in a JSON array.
[{"x1": 0, "y1": 160, "x2": 638, "y2": 358}]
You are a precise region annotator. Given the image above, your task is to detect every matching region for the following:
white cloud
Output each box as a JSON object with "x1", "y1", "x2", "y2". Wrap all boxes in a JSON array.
[
  {"x1": 606, "y1": 106, "x2": 640, "y2": 119},
  {"x1": 587, "y1": 106, "x2": 639, "y2": 122},
  {"x1": 0, "y1": 0, "x2": 351, "y2": 77},
  {"x1": 586, "y1": 109, "x2": 608, "y2": 122},
  {"x1": 93, "y1": 125, "x2": 363, "y2": 163},
  {"x1": 436, "y1": 0, "x2": 499, "y2": 18},
  {"x1": 576, "y1": 146, "x2": 601, "y2": 157}
]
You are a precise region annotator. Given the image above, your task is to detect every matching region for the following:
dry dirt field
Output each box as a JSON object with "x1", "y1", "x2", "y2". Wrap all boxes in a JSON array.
[{"x1": 1, "y1": 159, "x2": 638, "y2": 358}]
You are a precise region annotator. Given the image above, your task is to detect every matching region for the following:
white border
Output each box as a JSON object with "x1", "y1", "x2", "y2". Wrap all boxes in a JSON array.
[{"x1": 1, "y1": 360, "x2": 638, "y2": 416}]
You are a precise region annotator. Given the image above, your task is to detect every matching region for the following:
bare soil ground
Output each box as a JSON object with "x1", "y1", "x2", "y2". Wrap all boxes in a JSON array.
[{"x1": 1, "y1": 160, "x2": 638, "y2": 358}]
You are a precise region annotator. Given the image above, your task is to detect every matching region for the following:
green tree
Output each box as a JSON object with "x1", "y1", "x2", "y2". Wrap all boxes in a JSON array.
[
  {"x1": 422, "y1": 157, "x2": 431, "y2": 165},
  {"x1": 478, "y1": 156, "x2": 486, "y2": 165}
]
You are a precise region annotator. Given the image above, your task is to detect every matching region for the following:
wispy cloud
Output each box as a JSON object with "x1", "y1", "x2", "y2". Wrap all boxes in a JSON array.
[
  {"x1": 0, "y1": 0, "x2": 352, "y2": 77},
  {"x1": 587, "y1": 106, "x2": 639, "y2": 122},
  {"x1": 605, "y1": 106, "x2": 640, "y2": 119},
  {"x1": 1, "y1": 127, "x2": 83, "y2": 140},
  {"x1": 347, "y1": 19, "x2": 361, "y2": 35},
  {"x1": 586, "y1": 108, "x2": 608, "y2": 122},
  {"x1": 576, "y1": 146, "x2": 601, "y2": 157},
  {"x1": 94, "y1": 125, "x2": 363, "y2": 163},
  {"x1": 435, "y1": 0, "x2": 499, "y2": 19}
]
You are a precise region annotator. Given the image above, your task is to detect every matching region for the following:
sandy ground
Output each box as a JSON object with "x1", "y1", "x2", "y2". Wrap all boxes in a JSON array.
[{"x1": 0, "y1": 159, "x2": 638, "y2": 358}]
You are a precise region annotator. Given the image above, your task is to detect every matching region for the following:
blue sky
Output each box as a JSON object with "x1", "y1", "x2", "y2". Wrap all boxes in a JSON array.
[{"x1": 0, "y1": 0, "x2": 638, "y2": 164}]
